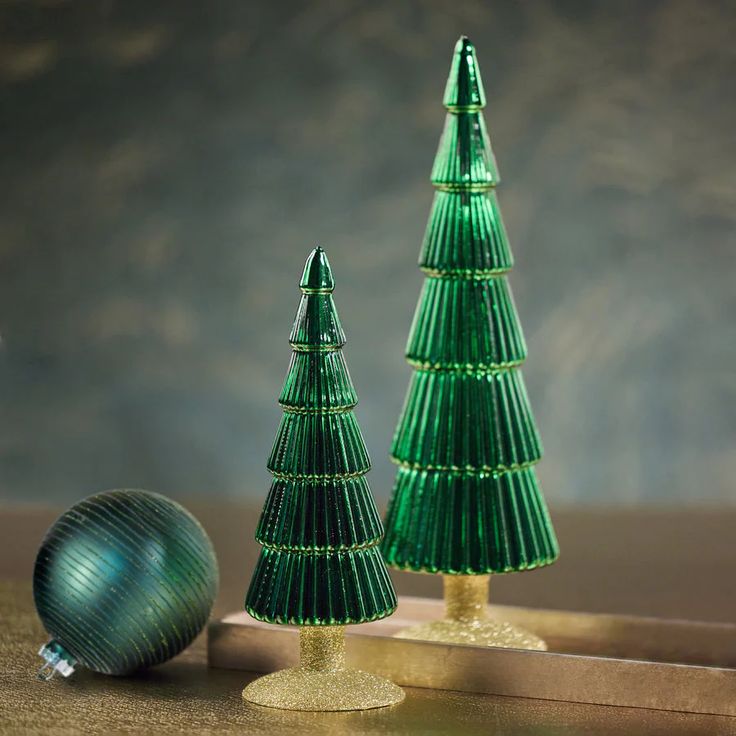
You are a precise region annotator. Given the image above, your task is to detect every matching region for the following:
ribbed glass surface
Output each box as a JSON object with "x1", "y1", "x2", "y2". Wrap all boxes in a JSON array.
[
  {"x1": 279, "y1": 350, "x2": 357, "y2": 410},
  {"x1": 247, "y1": 248, "x2": 397, "y2": 625},
  {"x1": 289, "y1": 293, "x2": 345, "y2": 349},
  {"x1": 256, "y1": 477, "x2": 383, "y2": 550},
  {"x1": 33, "y1": 489, "x2": 218, "y2": 675},
  {"x1": 247, "y1": 546, "x2": 396, "y2": 626},
  {"x1": 268, "y1": 412, "x2": 371, "y2": 478},
  {"x1": 382, "y1": 466, "x2": 558, "y2": 574},
  {"x1": 382, "y1": 38, "x2": 558, "y2": 575},
  {"x1": 391, "y1": 369, "x2": 542, "y2": 471},
  {"x1": 406, "y1": 276, "x2": 526, "y2": 368},
  {"x1": 431, "y1": 112, "x2": 499, "y2": 188},
  {"x1": 420, "y1": 190, "x2": 513, "y2": 274}
]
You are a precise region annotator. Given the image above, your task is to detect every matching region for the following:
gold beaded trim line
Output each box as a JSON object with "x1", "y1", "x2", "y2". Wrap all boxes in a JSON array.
[
  {"x1": 269, "y1": 468, "x2": 371, "y2": 481},
  {"x1": 433, "y1": 182, "x2": 498, "y2": 192},
  {"x1": 445, "y1": 104, "x2": 485, "y2": 113},
  {"x1": 256, "y1": 538, "x2": 384, "y2": 554},
  {"x1": 419, "y1": 266, "x2": 512, "y2": 280},
  {"x1": 390, "y1": 457, "x2": 540, "y2": 476},
  {"x1": 406, "y1": 358, "x2": 524, "y2": 374},
  {"x1": 290, "y1": 343, "x2": 344, "y2": 353},
  {"x1": 280, "y1": 403, "x2": 357, "y2": 415}
]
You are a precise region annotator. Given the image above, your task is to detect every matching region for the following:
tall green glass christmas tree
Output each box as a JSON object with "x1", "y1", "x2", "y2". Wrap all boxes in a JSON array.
[
  {"x1": 381, "y1": 37, "x2": 559, "y2": 650},
  {"x1": 243, "y1": 247, "x2": 404, "y2": 711}
]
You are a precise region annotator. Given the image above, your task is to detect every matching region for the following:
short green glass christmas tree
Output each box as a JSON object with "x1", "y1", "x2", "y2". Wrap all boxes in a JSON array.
[
  {"x1": 381, "y1": 37, "x2": 559, "y2": 650},
  {"x1": 243, "y1": 247, "x2": 404, "y2": 711}
]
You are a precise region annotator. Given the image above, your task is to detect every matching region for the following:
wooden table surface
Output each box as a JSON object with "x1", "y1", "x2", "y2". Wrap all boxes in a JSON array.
[{"x1": 2, "y1": 502, "x2": 736, "y2": 735}]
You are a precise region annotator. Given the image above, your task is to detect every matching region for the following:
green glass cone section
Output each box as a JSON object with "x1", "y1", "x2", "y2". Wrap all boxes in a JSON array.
[
  {"x1": 406, "y1": 276, "x2": 527, "y2": 369},
  {"x1": 268, "y1": 411, "x2": 371, "y2": 478},
  {"x1": 382, "y1": 466, "x2": 559, "y2": 574},
  {"x1": 431, "y1": 112, "x2": 499, "y2": 188},
  {"x1": 247, "y1": 248, "x2": 397, "y2": 625},
  {"x1": 256, "y1": 476, "x2": 383, "y2": 551},
  {"x1": 382, "y1": 38, "x2": 558, "y2": 575},
  {"x1": 247, "y1": 546, "x2": 396, "y2": 626},
  {"x1": 420, "y1": 191, "x2": 513, "y2": 275},
  {"x1": 279, "y1": 350, "x2": 357, "y2": 411},
  {"x1": 391, "y1": 368, "x2": 542, "y2": 471},
  {"x1": 289, "y1": 293, "x2": 345, "y2": 349}
]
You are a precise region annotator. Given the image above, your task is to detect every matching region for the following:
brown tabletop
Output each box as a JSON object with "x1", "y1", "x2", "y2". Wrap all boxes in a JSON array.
[{"x1": 2, "y1": 503, "x2": 736, "y2": 735}]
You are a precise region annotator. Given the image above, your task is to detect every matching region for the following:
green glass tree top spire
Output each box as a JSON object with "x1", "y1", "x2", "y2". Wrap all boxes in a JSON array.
[
  {"x1": 246, "y1": 247, "x2": 396, "y2": 625},
  {"x1": 443, "y1": 36, "x2": 486, "y2": 109},
  {"x1": 300, "y1": 246, "x2": 335, "y2": 291},
  {"x1": 381, "y1": 38, "x2": 558, "y2": 650}
]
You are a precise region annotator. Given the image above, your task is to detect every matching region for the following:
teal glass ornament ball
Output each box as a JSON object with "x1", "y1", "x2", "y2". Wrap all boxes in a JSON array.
[{"x1": 33, "y1": 489, "x2": 218, "y2": 679}]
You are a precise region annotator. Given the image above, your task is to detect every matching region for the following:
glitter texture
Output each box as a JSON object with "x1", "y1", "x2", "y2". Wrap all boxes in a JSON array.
[
  {"x1": 242, "y1": 626, "x2": 405, "y2": 711},
  {"x1": 396, "y1": 576, "x2": 547, "y2": 651}
]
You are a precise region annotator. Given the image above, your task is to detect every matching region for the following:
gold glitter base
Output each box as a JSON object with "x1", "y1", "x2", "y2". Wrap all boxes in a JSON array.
[
  {"x1": 242, "y1": 624, "x2": 404, "y2": 711},
  {"x1": 395, "y1": 618, "x2": 547, "y2": 650},
  {"x1": 242, "y1": 667, "x2": 405, "y2": 711},
  {"x1": 394, "y1": 575, "x2": 547, "y2": 650}
]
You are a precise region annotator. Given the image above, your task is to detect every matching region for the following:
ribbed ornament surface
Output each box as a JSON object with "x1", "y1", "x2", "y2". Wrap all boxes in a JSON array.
[
  {"x1": 33, "y1": 489, "x2": 218, "y2": 675},
  {"x1": 420, "y1": 191, "x2": 513, "y2": 275},
  {"x1": 406, "y1": 276, "x2": 527, "y2": 368},
  {"x1": 382, "y1": 466, "x2": 559, "y2": 574},
  {"x1": 247, "y1": 248, "x2": 397, "y2": 625},
  {"x1": 391, "y1": 369, "x2": 542, "y2": 471},
  {"x1": 382, "y1": 37, "x2": 558, "y2": 575}
]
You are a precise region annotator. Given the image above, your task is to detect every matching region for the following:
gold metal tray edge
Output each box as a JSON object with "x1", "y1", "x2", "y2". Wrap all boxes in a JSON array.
[{"x1": 208, "y1": 595, "x2": 736, "y2": 717}]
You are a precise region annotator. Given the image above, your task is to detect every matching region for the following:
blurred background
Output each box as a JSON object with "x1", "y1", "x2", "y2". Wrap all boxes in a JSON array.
[{"x1": 1, "y1": 0, "x2": 734, "y2": 508}]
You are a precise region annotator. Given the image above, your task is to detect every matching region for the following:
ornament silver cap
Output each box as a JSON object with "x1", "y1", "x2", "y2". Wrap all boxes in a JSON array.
[{"x1": 37, "y1": 640, "x2": 76, "y2": 681}]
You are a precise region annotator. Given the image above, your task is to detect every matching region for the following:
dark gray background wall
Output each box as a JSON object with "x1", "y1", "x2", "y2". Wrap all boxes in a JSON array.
[{"x1": 1, "y1": 0, "x2": 734, "y2": 506}]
